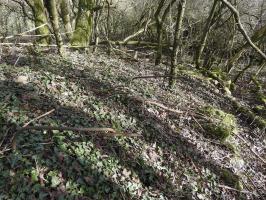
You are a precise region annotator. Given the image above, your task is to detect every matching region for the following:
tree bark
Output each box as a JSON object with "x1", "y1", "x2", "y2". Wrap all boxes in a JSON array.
[
  {"x1": 71, "y1": 0, "x2": 94, "y2": 47},
  {"x1": 169, "y1": 0, "x2": 186, "y2": 88},
  {"x1": 106, "y1": 0, "x2": 111, "y2": 55},
  {"x1": 154, "y1": 0, "x2": 166, "y2": 66},
  {"x1": 59, "y1": 0, "x2": 72, "y2": 40},
  {"x1": 194, "y1": 0, "x2": 219, "y2": 69},
  {"x1": 45, "y1": 0, "x2": 64, "y2": 55},
  {"x1": 25, "y1": 0, "x2": 50, "y2": 44},
  {"x1": 154, "y1": 0, "x2": 177, "y2": 66}
]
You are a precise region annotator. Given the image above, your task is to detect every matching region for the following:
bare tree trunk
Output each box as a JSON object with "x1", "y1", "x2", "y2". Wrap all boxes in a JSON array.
[
  {"x1": 155, "y1": 0, "x2": 177, "y2": 66},
  {"x1": 194, "y1": 0, "x2": 219, "y2": 69},
  {"x1": 25, "y1": 0, "x2": 50, "y2": 44},
  {"x1": 155, "y1": 23, "x2": 163, "y2": 65},
  {"x1": 71, "y1": 0, "x2": 94, "y2": 47},
  {"x1": 106, "y1": 0, "x2": 111, "y2": 55},
  {"x1": 154, "y1": 0, "x2": 166, "y2": 66},
  {"x1": 92, "y1": 0, "x2": 103, "y2": 52},
  {"x1": 59, "y1": 0, "x2": 72, "y2": 40},
  {"x1": 169, "y1": 0, "x2": 186, "y2": 88},
  {"x1": 45, "y1": 0, "x2": 63, "y2": 55}
]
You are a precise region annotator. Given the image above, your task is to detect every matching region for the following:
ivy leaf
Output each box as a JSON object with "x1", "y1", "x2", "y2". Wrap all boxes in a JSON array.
[
  {"x1": 51, "y1": 175, "x2": 61, "y2": 187},
  {"x1": 31, "y1": 169, "x2": 39, "y2": 182},
  {"x1": 48, "y1": 171, "x2": 61, "y2": 187}
]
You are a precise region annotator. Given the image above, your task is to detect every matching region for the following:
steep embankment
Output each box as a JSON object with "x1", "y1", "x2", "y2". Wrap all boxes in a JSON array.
[{"x1": 0, "y1": 48, "x2": 265, "y2": 199}]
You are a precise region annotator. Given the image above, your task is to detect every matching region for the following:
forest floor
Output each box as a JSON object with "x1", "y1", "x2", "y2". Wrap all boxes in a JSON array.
[{"x1": 0, "y1": 47, "x2": 265, "y2": 200}]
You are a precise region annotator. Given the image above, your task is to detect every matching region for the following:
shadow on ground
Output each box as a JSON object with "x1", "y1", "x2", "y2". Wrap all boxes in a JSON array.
[{"x1": 0, "y1": 53, "x2": 243, "y2": 199}]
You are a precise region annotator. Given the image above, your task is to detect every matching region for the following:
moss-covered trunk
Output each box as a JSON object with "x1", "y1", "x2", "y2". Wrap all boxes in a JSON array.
[
  {"x1": 26, "y1": 0, "x2": 50, "y2": 44},
  {"x1": 155, "y1": 23, "x2": 163, "y2": 66},
  {"x1": 169, "y1": 0, "x2": 186, "y2": 88},
  {"x1": 154, "y1": 0, "x2": 166, "y2": 66},
  {"x1": 71, "y1": 0, "x2": 94, "y2": 47},
  {"x1": 60, "y1": 0, "x2": 72, "y2": 40},
  {"x1": 46, "y1": 0, "x2": 63, "y2": 55}
]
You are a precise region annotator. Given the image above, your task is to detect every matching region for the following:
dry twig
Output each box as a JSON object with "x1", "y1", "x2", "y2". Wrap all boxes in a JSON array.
[
  {"x1": 131, "y1": 75, "x2": 174, "y2": 81},
  {"x1": 217, "y1": 184, "x2": 257, "y2": 196},
  {"x1": 145, "y1": 100, "x2": 183, "y2": 114},
  {"x1": 22, "y1": 109, "x2": 55, "y2": 128},
  {"x1": 235, "y1": 134, "x2": 266, "y2": 164}
]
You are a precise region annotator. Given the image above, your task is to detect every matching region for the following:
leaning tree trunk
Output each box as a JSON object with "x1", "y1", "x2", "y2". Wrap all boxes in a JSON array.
[
  {"x1": 71, "y1": 0, "x2": 94, "y2": 47},
  {"x1": 25, "y1": 0, "x2": 50, "y2": 44},
  {"x1": 220, "y1": 0, "x2": 266, "y2": 61},
  {"x1": 169, "y1": 0, "x2": 186, "y2": 88},
  {"x1": 46, "y1": 0, "x2": 63, "y2": 55},
  {"x1": 194, "y1": 0, "x2": 219, "y2": 69},
  {"x1": 59, "y1": 0, "x2": 72, "y2": 40},
  {"x1": 226, "y1": 24, "x2": 266, "y2": 73}
]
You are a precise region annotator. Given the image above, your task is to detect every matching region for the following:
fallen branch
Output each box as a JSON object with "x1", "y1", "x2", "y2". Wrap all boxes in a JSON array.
[
  {"x1": 0, "y1": 43, "x2": 90, "y2": 48},
  {"x1": 22, "y1": 109, "x2": 55, "y2": 128},
  {"x1": 5, "y1": 31, "x2": 74, "y2": 38},
  {"x1": 131, "y1": 75, "x2": 174, "y2": 81},
  {"x1": 245, "y1": 173, "x2": 263, "y2": 197},
  {"x1": 0, "y1": 41, "x2": 164, "y2": 49},
  {"x1": 146, "y1": 100, "x2": 183, "y2": 114},
  {"x1": 17, "y1": 126, "x2": 136, "y2": 137},
  {"x1": 122, "y1": 21, "x2": 156, "y2": 43},
  {"x1": 217, "y1": 184, "x2": 256, "y2": 195},
  {"x1": 11, "y1": 109, "x2": 55, "y2": 150},
  {"x1": 235, "y1": 134, "x2": 266, "y2": 164},
  {"x1": 0, "y1": 42, "x2": 59, "y2": 47},
  {"x1": 133, "y1": 96, "x2": 183, "y2": 115},
  {"x1": 0, "y1": 24, "x2": 48, "y2": 40},
  {"x1": 98, "y1": 40, "x2": 166, "y2": 47},
  {"x1": 112, "y1": 48, "x2": 138, "y2": 61}
]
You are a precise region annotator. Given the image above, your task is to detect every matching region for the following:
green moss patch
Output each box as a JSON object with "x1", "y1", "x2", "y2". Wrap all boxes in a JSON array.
[
  {"x1": 232, "y1": 100, "x2": 266, "y2": 130},
  {"x1": 258, "y1": 93, "x2": 266, "y2": 105},
  {"x1": 199, "y1": 106, "x2": 238, "y2": 140},
  {"x1": 221, "y1": 169, "x2": 243, "y2": 190},
  {"x1": 253, "y1": 105, "x2": 266, "y2": 117}
]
